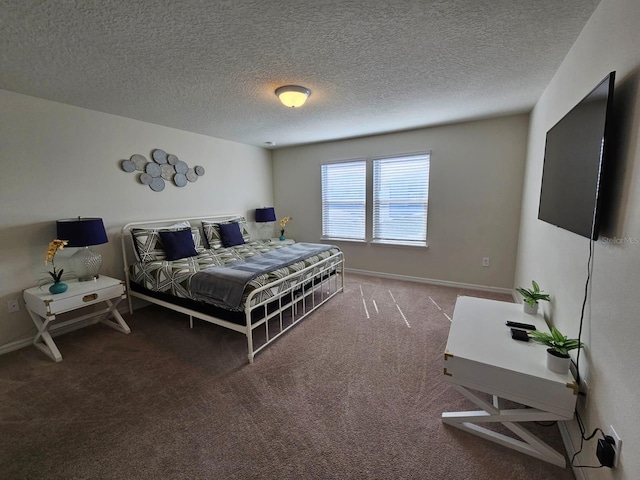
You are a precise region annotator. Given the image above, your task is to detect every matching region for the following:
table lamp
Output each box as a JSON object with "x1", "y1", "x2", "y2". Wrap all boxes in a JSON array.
[
  {"x1": 255, "y1": 207, "x2": 276, "y2": 240},
  {"x1": 56, "y1": 217, "x2": 108, "y2": 281}
]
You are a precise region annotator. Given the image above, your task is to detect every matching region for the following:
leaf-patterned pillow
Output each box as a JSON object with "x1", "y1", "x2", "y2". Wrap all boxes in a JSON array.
[
  {"x1": 131, "y1": 222, "x2": 204, "y2": 262},
  {"x1": 202, "y1": 217, "x2": 251, "y2": 249}
]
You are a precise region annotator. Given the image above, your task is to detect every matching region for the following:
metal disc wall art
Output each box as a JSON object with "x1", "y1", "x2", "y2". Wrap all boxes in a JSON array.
[
  {"x1": 132, "y1": 154, "x2": 147, "y2": 171},
  {"x1": 150, "y1": 177, "x2": 165, "y2": 192},
  {"x1": 121, "y1": 159, "x2": 136, "y2": 172},
  {"x1": 174, "y1": 173, "x2": 188, "y2": 187},
  {"x1": 161, "y1": 164, "x2": 175, "y2": 180},
  {"x1": 145, "y1": 162, "x2": 162, "y2": 178},
  {"x1": 174, "y1": 160, "x2": 188, "y2": 174},
  {"x1": 152, "y1": 149, "x2": 167, "y2": 164},
  {"x1": 186, "y1": 168, "x2": 198, "y2": 182},
  {"x1": 120, "y1": 149, "x2": 206, "y2": 192}
]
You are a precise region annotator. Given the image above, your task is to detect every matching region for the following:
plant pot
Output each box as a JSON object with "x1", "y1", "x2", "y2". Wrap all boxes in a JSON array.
[
  {"x1": 49, "y1": 282, "x2": 68, "y2": 295},
  {"x1": 523, "y1": 301, "x2": 538, "y2": 315},
  {"x1": 546, "y1": 349, "x2": 571, "y2": 374}
]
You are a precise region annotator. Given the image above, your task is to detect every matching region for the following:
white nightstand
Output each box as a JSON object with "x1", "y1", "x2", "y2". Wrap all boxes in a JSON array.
[
  {"x1": 23, "y1": 275, "x2": 131, "y2": 362},
  {"x1": 270, "y1": 238, "x2": 295, "y2": 245}
]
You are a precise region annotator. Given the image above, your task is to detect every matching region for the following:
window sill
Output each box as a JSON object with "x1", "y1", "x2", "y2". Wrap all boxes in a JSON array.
[
  {"x1": 320, "y1": 237, "x2": 428, "y2": 249},
  {"x1": 371, "y1": 239, "x2": 428, "y2": 249},
  {"x1": 320, "y1": 237, "x2": 367, "y2": 244}
]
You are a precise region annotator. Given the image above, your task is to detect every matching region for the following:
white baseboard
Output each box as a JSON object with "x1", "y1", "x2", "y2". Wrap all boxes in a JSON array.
[
  {"x1": 0, "y1": 303, "x2": 131, "y2": 357},
  {"x1": 345, "y1": 268, "x2": 513, "y2": 294},
  {"x1": 0, "y1": 336, "x2": 34, "y2": 356}
]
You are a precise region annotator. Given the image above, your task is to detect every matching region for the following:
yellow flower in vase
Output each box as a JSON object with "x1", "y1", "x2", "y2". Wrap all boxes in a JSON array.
[
  {"x1": 45, "y1": 239, "x2": 68, "y2": 283},
  {"x1": 279, "y1": 216, "x2": 292, "y2": 240}
]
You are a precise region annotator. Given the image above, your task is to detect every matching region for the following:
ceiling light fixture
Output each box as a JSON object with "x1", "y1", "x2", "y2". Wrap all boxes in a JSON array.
[{"x1": 275, "y1": 85, "x2": 311, "y2": 108}]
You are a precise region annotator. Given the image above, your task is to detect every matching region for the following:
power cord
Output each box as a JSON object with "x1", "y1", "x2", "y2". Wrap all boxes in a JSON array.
[
  {"x1": 571, "y1": 410, "x2": 606, "y2": 468},
  {"x1": 574, "y1": 228, "x2": 594, "y2": 386},
  {"x1": 569, "y1": 193, "x2": 603, "y2": 470}
]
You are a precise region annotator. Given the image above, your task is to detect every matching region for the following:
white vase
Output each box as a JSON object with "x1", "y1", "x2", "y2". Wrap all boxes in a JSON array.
[
  {"x1": 523, "y1": 301, "x2": 538, "y2": 315},
  {"x1": 546, "y1": 349, "x2": 571, "y2": 374}
]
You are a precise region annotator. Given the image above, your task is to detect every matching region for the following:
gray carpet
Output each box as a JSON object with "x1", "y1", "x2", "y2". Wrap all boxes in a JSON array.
[{"x1": 0, "y1": 274, "x2": 574, "y2": 479}]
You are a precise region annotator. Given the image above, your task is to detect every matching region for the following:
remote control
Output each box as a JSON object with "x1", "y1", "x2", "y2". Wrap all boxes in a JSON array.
[{"x1": 506, "y1": 321, "x2": 536, "y2": 331}]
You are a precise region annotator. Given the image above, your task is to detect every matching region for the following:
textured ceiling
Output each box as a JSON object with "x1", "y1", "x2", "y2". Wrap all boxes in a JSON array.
[{"x1": 0, "y1": 0, "x2": 601, "y2": 148}]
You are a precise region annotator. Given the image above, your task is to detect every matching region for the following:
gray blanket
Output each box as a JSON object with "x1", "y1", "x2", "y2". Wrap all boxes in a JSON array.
[{"x1": 191, "y1": 242, "x2": 334, "y2": 310}]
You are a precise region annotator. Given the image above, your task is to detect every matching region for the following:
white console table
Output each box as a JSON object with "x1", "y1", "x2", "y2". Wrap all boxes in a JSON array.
[
  {"x1": 442, "y1": 296, "x2": 578, "y2": 467},
  {"x1": 23, "y1": 276, "x2": 130, "y2": 362}
]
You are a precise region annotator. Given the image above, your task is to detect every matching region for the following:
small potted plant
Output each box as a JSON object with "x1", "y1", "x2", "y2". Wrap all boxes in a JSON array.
[
  {"x1": 45, "y1": 239, "x2": 69, "y2": 294},
  {"x1": 516, "y1": 280, "x2": 550, "y2": 315},
  {"x1": 529, "y1": 326, "x2": 583, "y2": 374}
]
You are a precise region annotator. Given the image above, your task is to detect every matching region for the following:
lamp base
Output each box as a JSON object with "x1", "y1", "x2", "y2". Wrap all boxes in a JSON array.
[
  {"x1": 257, "y1": 222, "x2": 275, "y2": 241},
  {"x1": 71, "y1": 246, "x2": 103, "y2": 282}
]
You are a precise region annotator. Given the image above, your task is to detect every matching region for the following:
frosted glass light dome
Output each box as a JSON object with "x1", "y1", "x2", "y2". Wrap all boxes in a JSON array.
[{"x1": 275, "y1": 85, "x2": 310, "y2": 108}]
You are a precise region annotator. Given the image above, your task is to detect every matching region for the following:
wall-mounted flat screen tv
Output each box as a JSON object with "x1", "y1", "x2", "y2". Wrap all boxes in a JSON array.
[{"x1": 538, "y1": 71, "x2": 616, "y2": 240}]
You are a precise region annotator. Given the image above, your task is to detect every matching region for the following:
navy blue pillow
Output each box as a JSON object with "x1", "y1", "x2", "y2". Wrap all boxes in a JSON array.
[
  {"x1": 219, "y1": 222, "x2": 245, "y2": 247},
  {"x1": 159, "y1": 228, "x2": 198, "y2": 261}
]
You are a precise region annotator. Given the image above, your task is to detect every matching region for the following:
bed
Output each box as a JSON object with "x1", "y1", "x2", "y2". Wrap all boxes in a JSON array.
[{"x1": 121, "y1": 214, "x2": 344, "y2": 363}]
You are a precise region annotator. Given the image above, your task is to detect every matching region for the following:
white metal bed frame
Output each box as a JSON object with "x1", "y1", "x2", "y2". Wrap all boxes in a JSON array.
[{"x1": 121, "y1": 215, "x2": 345, "y2": 363}]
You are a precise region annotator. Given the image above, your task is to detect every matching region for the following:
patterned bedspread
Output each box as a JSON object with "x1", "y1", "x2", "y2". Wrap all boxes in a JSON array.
[{"x1": 129, "y1": 240, "x2": 341, "y2": 311}]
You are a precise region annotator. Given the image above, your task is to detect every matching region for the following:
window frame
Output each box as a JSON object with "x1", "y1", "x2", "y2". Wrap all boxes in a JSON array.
[
  {"x1": 320, "y1": 159, "x2": 367, "y2": 242},
  {"x1": 320, "y1": 152, "x2": 430, "y2": 248},
  {"x1": 372, "y1": 152, "x2": 430, "y2": 248}
]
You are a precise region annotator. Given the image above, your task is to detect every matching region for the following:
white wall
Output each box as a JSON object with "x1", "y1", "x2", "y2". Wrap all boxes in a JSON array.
[
  {"x1": 273, "y1": 114, "x2": 529, "y2": 290},
  {"x1": 515, "y1": 0, "x2": 640, "y2": 477},
  {"x1": 0, "y1": 90, "x2": 272, "y2": 350}
]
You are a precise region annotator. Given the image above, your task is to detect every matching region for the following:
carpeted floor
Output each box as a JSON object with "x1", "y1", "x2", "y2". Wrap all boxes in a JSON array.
[{"x1": 0, "y1": 274, "x2": 575, "y2": 479}]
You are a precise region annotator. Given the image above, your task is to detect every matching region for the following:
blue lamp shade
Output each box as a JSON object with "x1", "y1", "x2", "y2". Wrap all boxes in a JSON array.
[
  {"x1": 255, "y1": 207, "x2": 276, "y2": 223},
  {"x1": 56, "y1": 218, "x2": 108, "y2": 247},
  {"x1": 56, "y1": 217, "x2": 108, "y2": 281}
]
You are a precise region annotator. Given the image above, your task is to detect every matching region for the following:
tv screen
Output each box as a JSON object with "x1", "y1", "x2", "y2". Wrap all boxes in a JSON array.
[{"x1": 538, "y1": 72, "x2": 615, "y2": 240}]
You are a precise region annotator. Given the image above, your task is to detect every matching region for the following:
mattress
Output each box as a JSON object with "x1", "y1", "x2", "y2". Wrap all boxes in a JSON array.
[{"x1": 129, "y1": 240, "x2": 341, "y2": 312}]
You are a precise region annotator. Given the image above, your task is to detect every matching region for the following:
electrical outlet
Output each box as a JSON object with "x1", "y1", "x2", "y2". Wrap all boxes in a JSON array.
[
  {"x1": 7, "y1": 299, "x2": 20, "y2": 313},
  {"x1": 609, "y1": 426, "x2": 622, "y2": 468},
  {"x1": 482, "y1": 257, "x2": 490, "y2": 267}
]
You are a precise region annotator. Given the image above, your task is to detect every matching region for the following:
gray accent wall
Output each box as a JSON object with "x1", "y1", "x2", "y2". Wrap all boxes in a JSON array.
[{"x1": 273, "y1": 114, "x2": 529, "y2": 290}]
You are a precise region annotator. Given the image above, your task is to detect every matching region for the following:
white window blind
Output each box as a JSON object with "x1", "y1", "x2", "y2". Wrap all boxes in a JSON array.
[
  {"x1": 321, "y1": 160, "x2": 366, "y2": 240},
  {"x1": 373, "y1": 153, "x2": 430, "y2": 246}
]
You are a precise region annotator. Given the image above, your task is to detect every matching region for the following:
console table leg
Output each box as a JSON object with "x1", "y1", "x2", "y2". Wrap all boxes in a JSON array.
[
  {"x1": 442, "y1": 385, "x2": 568, "y2": 467},
  {"x1": 98, "y1": 297, "x2": 131, "y2": 334},
  {"x1": 28, "y1": 311, "x2": 62, "y2": 362}
]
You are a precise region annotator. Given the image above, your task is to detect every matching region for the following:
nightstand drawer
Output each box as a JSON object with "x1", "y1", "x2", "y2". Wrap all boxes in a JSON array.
[{"x1": 45, "y1": 283, "x2": 124, "y2": 315}]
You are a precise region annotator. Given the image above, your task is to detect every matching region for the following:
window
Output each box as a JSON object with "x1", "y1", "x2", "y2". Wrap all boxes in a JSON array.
[
  {"x1": 321, "y1": 160, "x2": 366, "y2": 240},
  {"x1": 373, "y1": 153, "x2": 430, "y2": 246},
  {"x1": 321, "y1": 153, "x2": 430, "y2": 246}
]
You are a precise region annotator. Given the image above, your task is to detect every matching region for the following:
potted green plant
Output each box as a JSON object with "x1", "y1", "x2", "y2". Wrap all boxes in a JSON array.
[
  {"x1": 516, "y1": 280, "x2": 550, "y2": 315},
  {"x1": 529, "y1": 326, "x2": 583, "y2": 374}
]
